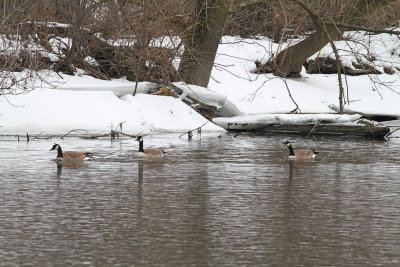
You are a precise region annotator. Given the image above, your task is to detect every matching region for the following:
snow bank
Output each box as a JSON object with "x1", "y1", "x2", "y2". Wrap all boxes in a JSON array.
[
  {"x1": 0, "y1": 89, "x2": 223, "y2": 135},
  {"x1": 1, "y1": 30, "x2": 400, "y2": 135},
  {"x1": 209, "y1": 35, "x2": 400, "y2": 117},
  {"x1": 45, "y1": 71, "x2": 159, "y2": 97}
]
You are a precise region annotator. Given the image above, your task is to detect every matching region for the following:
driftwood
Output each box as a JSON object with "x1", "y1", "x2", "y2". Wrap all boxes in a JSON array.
[
  {"x1": 179, "y1": 121, "x2": 209, "y2": 139},
  {"x1": 385, "y1": 127, "x2": 400, "y2": 138},
  {"x1": 14, "y1": 124, "x2": 138, "y2": 141}
]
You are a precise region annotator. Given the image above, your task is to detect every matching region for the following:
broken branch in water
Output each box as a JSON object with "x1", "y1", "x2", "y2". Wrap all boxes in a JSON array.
[
  {"x1": 118, "y1": 132, "x2": 136, "y2": 138},
  {"x1": 32, "y1": 132, "x2": 55, "y2": 140},
  {"x1": 179, "y1": 121, "x2": 209, "y2": 138},
  {"x1": 307, "y1": 120, "x2": 322, "y2": 138},
  {"x1": 61, "y1": 129, "x2": 88, "y2": 139},
  {"x1": 385, "y1": 127, "x2": 400, "y2": 138}
]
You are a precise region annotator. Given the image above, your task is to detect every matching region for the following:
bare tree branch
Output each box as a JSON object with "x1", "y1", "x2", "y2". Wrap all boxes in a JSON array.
[
  {"x1": 325, "y1": 22, "x2": 400, "y2": 35},
  {"x1": 230, "y1": 0, "x2": 265, "y2": 13}
]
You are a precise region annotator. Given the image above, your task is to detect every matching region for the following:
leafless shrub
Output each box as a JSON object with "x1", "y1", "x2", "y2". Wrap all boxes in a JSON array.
[{"x1": 0, "y1": 0, "x2": 55, "y2": 95}]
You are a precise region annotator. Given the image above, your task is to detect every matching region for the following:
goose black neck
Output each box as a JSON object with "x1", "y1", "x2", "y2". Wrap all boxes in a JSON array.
[
  {"x1": 138, "y1": 141, "x2": 144, "y2": 152},
  {"x1": 57, "y1": 146, "x2": 63, "y2": 158},
  {"x1": 288, "y1": 145, "x2": 295, "y2": 156}
]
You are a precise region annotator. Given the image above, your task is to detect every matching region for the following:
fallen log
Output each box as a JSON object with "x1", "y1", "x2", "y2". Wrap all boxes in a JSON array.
[
  {"x1": 222, "y1": 121, "x2": 389, "y2": 139},
  {"x1": 213, "y1": 114, "x2": 391, "y2": 139}
]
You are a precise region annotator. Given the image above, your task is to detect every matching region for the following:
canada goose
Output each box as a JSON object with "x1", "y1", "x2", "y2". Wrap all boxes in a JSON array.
[
  {"x1": 49, "y1": 144, "x2": 92, "y2": 161},
  {"x1": 283, "y1": 141, "x2": 318, "y2": 159},
  {"x1": 135, "y1": 135, "x2": 166, "y2": 158}
]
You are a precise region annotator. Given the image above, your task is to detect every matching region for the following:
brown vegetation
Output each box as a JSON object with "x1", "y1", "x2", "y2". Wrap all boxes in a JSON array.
[{"x1": 1, "y1": 0, "x2": 399, "y2": 97}]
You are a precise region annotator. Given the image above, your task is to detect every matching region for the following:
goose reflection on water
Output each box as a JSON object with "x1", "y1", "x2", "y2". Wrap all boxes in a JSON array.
[{"x1": 54, "y1": 160, "x2": 89, "y2": 178}]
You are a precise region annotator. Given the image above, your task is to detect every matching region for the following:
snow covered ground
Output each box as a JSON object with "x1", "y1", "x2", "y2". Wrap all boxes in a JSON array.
[
  {"x1": 0, "y1": 82, "x2": 222, "y2": 135},
  {"x1": 1, "y1": 31, "x2": 399, "y2": 135},
  {"x1": 210, "y1": 34, "x2": 400, "y2": 116}
]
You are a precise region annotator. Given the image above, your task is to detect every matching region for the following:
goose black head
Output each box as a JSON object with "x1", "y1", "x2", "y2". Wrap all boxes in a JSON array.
[
  {"x1": 135, "y1": 135, "x2": 143, "y2": 142},
  {"x1": 50, "y1": 144, "x2": 60, "y2": 151},
  {"x1": 283, "y1": 141, "x2": 292, "y2": 147}
]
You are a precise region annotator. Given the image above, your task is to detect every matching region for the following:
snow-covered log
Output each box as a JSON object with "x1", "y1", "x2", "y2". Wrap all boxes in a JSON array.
[
  {"x1": 173, "y1": 82, "x2": 242, "y2": 117},
  {"x1": 213, "y1": 114, "x2": 390, "y2": 139}
]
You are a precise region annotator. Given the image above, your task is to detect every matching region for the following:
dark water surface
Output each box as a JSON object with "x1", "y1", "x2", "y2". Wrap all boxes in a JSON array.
[{"x1": 0, "y1": 134, "x2": 399, "y2": 266}]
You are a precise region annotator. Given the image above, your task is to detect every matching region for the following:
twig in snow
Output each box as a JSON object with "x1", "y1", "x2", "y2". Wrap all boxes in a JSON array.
[{"x1": 283, "y1": 78, "x2": 301, "y2": 113}]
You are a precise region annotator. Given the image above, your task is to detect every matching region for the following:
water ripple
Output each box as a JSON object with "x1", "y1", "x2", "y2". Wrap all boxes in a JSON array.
[{"x1": 0, "y1": 134, "x2": 399, "y2": 265}]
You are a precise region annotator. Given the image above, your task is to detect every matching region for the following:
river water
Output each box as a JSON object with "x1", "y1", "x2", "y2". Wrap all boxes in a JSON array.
[{"x1": 0, "y1": 133, "x2": 399, "y2": 266}]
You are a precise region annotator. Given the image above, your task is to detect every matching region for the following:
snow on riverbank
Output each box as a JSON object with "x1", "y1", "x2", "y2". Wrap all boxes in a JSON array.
[
  {"x1": 0, "y1": 88, "x2": 222, "y2": 135},
  {"x1": 209, "y1": 35, "x2": 400, "y2": 116},
  {"x1": 1, "y1": 31, "x2": 400, "y2": 135}
]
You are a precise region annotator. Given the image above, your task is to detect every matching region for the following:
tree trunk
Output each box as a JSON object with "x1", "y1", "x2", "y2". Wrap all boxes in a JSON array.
[
  {"x1": 178, "y1": 0, "x2": 232, "y2": 88},
  {"x1": 269, "y1": 0, "x2": 398, "y2": 78},
  {"x1": 272, "y1": 24, "x2": 343, "y2": 78},
  {"x1": 65, "y1": 0, "x2": 83, "y2": 74}
]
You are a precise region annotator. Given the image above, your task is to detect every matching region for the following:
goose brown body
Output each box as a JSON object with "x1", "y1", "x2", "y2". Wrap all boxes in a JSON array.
[
  {"x1": 50, "y1": 144, "x2": 92, "y2": 161},
  {"x1": 61, "y1": 151, "x2": 92, "y2": 161},
  {"x1": 136, "y1": 136, "x2": 166, "y2": 158},
  {"x1": 289, "y1": 149, "x2": 317, "y2": 159},
  {"x1": 283, "y1": 141, "x2": 318, "y2": 159}
]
